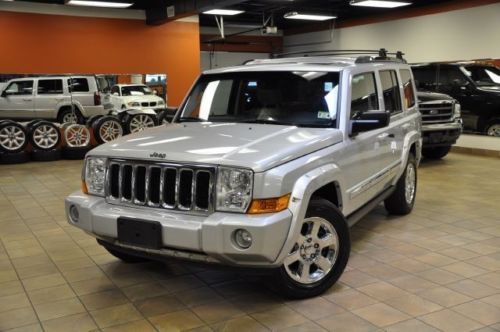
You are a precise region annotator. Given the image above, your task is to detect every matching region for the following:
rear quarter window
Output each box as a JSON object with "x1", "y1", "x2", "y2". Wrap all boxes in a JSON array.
[
  {"x1": 68, "y1": 78, "x2": 90, "y2": 92},
  {"x1": 399, "y1": 69, "x2": 416, "y2": 108}
]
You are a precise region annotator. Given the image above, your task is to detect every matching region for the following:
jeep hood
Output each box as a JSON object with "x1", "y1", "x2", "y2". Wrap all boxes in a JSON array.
[
  {"x1": 89, "y1": 123, "x2": 343, "y2": 172},
  {"x1": 417, "y1": 91, "x2": 454, "y2": 102}
]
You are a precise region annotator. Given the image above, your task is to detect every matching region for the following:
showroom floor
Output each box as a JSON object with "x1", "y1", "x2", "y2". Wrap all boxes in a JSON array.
[{"x1": 0, "y1": 153, "x2": 499, "y2": 332}]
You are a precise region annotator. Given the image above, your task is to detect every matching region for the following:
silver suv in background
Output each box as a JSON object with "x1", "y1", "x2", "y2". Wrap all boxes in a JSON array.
[{"x1": 0, "y1": 75, "x2": 108, "y2": 123}]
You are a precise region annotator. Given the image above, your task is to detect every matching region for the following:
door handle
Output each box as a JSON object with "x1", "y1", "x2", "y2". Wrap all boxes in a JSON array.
[
  {"x1": 377, "y1": 133, "x2": 395, "y2": 140},
  {"x1": 22, "y1": 99, "x2": 32, "y2": 102}
]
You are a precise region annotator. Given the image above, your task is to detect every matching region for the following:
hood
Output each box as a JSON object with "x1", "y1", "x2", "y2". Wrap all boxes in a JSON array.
[
  {"x1": 89, "y1": 122, "x2": 343, "y2": 172},
  {"x1": 417, "y1": 91, "x2": 454, "y2": 103}
]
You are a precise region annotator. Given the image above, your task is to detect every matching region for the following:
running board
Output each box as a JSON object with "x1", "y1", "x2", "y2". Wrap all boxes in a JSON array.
[{"x1": 346, "y1": 186, "x2": 395, "y2": 227}]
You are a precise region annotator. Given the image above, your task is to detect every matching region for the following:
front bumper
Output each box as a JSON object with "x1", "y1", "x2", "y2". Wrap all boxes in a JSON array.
[
  {"x1": 422, "y1": 121, "x2": 462, "y2": 147},
  {"x1": 65, "y1": 192, "x2": 292, "y2": 267}
]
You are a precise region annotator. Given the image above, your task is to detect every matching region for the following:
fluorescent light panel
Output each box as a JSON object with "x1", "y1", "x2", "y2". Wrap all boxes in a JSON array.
[
  {"x1": 67, "y1": 0, "x2": 133, "y2": 8},
  {"x1": 284, "y1": 12, "x2": 336, "y2": 21},
  {"x1": 203, "y1": 9, "x2": 244, "y2": 16},
  {"x1": 350, "y1": 0, "x2": 411, "y2": 8}
]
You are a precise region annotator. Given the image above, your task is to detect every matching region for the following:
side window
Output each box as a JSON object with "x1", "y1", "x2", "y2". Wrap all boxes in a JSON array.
[
  {"x1": 350, "y1": 72, "x2": 378, "y2": 119},
  {"x1": 412, "y1": 66, "x2": 437, "y2": 91},
  {"x1": 68, "y1": 78, "x2": 90, "y2": 92},
  {"x1": 111, "y1": 86, "x2": 120, "y2": 95},
  {"x1": 380, "y1": 70, "x2": 402, "y2": 114},
  {"x1": 399, "y1": 69, "x2": 416, "y2": 108},
  {"x1": 5, "y1": 81, "x2": 33, "y2": 96},
  {"x1": 37, "y1": 79, "x2": 63, "y2": 95},
  {"x1": 438, "y1": 66, "x2": 467, "y2": 91}
]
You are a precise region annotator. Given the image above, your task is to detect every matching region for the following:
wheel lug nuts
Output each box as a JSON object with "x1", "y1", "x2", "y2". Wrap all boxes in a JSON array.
[{"x1": 314, "y1": 244, "x2": 319, "y2": 248}]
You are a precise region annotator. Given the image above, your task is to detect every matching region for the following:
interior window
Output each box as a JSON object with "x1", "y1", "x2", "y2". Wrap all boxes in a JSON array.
[
  {"x1": 350, "y1": 72, "x2": 378, "y2": 119},
  {"x1": 438, "y1": 66, "x2": 468, "y2": 87},
  {"x1": 5, "y1": 81, "x2": 33, "y2": 96},
  {"x1": 37, "y1": 79, "x2": 63, "y2": 95},
  {"x1": 399, "y1": 69, "x2": 416, "y2": 108},
  {"x1": 412, "y1": 66, "x2": 437, "y2": 91},
  {"x1": 68, "y1": 78, "x2": 90, "y2": 92},
  {"x1": 380, "y1": 70, "x2": 402, "y2": 114}
]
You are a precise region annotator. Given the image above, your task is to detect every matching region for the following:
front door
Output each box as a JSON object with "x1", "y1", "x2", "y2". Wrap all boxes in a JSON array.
[{"x1": 0, "y1": 80, "x2": 35, "y2": 119}]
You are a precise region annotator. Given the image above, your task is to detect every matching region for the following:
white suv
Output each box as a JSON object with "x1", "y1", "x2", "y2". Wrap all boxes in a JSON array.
[
  {"x1": 66, "y1": 50, "x2": 422, "y2": 298},
  {"x1": 0, "y1": 75, "x2": 107, "y2": 123}
]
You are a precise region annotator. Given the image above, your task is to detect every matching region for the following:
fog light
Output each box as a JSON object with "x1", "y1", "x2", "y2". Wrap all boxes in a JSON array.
[
  {"x1": 233, "y1": 229, "x2": 252, "y2": 249},
  {"x1": 69, "y1": 205, "x2": 79, "y2": 223}
]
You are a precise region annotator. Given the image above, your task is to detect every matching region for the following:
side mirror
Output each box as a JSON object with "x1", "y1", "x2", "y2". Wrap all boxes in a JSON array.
[
  {"x1": 1, "y1": 90, "x2": 6, "y2": 98},
  {"x1": 350, "y1": 111, "x2": 390, "y2": 136}
]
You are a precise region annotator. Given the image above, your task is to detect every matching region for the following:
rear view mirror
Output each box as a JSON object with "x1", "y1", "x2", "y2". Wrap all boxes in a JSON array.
[{"x1": 350, "y1": 111, "x2": 390, "y2": 136}]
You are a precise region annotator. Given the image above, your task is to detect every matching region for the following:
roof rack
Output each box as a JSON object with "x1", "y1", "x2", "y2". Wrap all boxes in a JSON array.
[{"x1": 271, "y1": 48, "x2": 407, "y2": 64}]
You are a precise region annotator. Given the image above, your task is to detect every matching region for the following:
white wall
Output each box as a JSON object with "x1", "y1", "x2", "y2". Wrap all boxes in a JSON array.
[
  {"x1": 284, "y1": 3, "x2": 500, "y2": 63},
  {"x1": 201, "y1": 51, "x2": 270, "y2": 71}
]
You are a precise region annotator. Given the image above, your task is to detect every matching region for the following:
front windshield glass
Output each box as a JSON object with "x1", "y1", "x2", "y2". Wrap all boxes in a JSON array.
[
  {"x1": 463, "y1": 65, "x2": 500, "y2": 86},
  {"x1": 178, "y1": 71, "x2": 340, "y2": 127},
  {"x1": 121, "y1": 85, "x2": 153, "y2": 96}
]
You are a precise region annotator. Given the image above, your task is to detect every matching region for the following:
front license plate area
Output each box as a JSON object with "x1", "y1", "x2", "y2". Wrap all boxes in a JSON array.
[{"x1": 117, "y1": 218, "x2": 162, "y2": 249}]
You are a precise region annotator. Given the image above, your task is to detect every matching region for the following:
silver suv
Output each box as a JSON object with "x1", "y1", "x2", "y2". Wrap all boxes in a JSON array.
[
  {"x1": 0, "y1": 75, "x2": 108, "y2": 123},
  {"x1": 65, "y1": 51, "x2": 422, "y2": 298}
]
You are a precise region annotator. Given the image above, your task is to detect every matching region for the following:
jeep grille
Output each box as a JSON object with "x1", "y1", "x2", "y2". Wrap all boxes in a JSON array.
[
  {"x1": 419, "y1": 101, "x2": 454, "y2": 123},
  {"x1": 105, "y1": 159, "x2": 215, "y2": 213}
]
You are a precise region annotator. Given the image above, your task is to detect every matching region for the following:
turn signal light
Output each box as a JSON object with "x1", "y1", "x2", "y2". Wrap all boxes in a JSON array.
[
  {"x1": 81, "y1": 180, "x2": 88, "y2": 194},
  {"x1": 247, "y1": 194, "x2": 291, "y2": 214}
]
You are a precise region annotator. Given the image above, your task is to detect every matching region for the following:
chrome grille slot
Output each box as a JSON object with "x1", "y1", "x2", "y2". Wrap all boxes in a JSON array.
[
  {"x1": 106, "y1": 160, "x2": 215, "y2": 214},
  {"x1": 419, "y1": 102, "x2": 454, "y2": 123},
  {"x1": 141, "y1": 102, "x2": 148, "y2": 107}
]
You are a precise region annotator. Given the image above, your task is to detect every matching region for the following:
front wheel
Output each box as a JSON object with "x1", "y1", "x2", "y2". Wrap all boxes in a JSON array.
[
  {"x1": 384, "y1": 154, "x2": 417, "y2": 215},
  {"x1": 273, "y1": 198, "x2": 350, "y2": 299},
  {"x1": 485, "y1": 119, "x2": 500, "y2": 137}
]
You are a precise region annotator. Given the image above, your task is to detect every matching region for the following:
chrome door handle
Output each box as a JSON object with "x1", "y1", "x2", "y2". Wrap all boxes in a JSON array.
[{"x1": 22, "y1": 99, "x2": 32, "y2": 101}]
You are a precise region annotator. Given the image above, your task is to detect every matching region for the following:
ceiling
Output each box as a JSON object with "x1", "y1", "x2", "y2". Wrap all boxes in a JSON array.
[{"x1": 13, "y1": 0, "x2": 455, "y2": 29}]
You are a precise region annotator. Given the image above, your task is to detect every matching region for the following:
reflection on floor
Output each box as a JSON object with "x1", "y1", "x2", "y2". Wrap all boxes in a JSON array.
[{"x1": 0, "y1": 153, "x2": 499, "y2": 331}]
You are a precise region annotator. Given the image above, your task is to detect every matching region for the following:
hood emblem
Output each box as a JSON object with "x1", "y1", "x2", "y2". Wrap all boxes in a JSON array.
[{"x1": 150, "y1": 152, "x2": 166, "y2": 159}]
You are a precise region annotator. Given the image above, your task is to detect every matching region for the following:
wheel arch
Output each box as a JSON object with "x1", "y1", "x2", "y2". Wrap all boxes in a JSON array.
[{"x1": 57, "y1": 102, "x2": 84, "y2": 118}]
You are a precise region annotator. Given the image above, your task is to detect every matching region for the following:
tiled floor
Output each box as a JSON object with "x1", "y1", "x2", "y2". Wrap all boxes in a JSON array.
[{"x1": 0, "y1": 152, "x2": 499, "y2": 332}]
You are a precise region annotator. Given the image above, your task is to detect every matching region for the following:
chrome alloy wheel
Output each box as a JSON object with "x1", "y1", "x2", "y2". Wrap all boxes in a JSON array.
[
  {"x1": 487, "y1": 124, "x2": 500, "y2": 137},
  {"x1": 0, "y1": 124, "x2": 26, "y2": 151},
  {"x1": 99, "y1": 120, "x2": 123, "y2": 142},
  {"x1": 284, "y1": 217, "x2": 339, "y2": 284},
  {"x1": 64, "y1": 124, "x2": 90, "y2": 147},
  {"x1": 62, "y1": 112, "x2": 77, "y2": 124},
  {"x1": 129, "y1": 114, "x2": 155, "y2": 133},
  {"x1": 32, "y1": 124, "x2": 59, "y2": 149},
  {"x1": 405, "y1": 162, "x2": 416, "y2": 205}
]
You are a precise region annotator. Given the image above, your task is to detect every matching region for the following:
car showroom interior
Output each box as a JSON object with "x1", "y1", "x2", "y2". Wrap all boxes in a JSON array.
[{"x1": 0, "y1": 0, "x2": 499, "y2": 331}]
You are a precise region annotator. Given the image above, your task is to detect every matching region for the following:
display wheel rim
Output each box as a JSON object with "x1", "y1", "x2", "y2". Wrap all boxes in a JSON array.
[
  {"x1": 33, "y1": 124, "x2": 59, "y2": 149},
  {"x1": 0, "y1": 125, "x2": 26, "y2": 151}
]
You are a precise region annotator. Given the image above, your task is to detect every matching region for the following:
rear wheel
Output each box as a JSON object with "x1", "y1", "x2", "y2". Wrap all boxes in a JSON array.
[
  {"x1": 485, "y1": 119, "x2": 500, "y2": 137},
  {"x1": 273, "y1": 198, "x2": 350, "y2": 299},
  {"x1": 384, "y1": 154, "x2": 417, "y2": 215},
  {"x1": 422, "y1": 146, "x2": 451, "y2": 159},
  {"x1": 58, "y1": 107, "x2": 83, "y2": 124}
]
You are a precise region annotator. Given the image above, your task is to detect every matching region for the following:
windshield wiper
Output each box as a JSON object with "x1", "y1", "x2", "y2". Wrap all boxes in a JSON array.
[
  {"x1": 178, "y1": 117, "x2": 205, "y2": 122},
  {"x1": 240, "y1": 119, "x2": 293, "y2": 126}
]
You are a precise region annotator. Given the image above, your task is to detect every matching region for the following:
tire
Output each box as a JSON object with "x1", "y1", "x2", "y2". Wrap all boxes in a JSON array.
[
  {"x1": 0, "y1": 151, "x2": 30, "y2": 164},
  {"x1": 102, "y1": 245, "x2": 148, "y2": 263},
  {"x1": 63, "y1": 124, "x2": 91, "y2": 148},
  {"x1": 158, "y1": 110, "x2": 170, "y2": 125},
  {"x1": 86, "y1": 115, "x2": 104, "y2": 127},
  {"x1": 384, "y1": 154, "x2": 417, "y2": 215},
  {"x1": 272, "y1": 198, "x2": 350, "y2": 299},
  {"x1": 31, "y1": 149, "x2": 61, "y2": 162},
  {"x1": 62, "y1": 146, "x2": 92, "y2": 160},
  {"x1": 92, "y1": 116, "x2": 123, "y2": 144},
  {"x1": 25, "y1": 119, "x2": 43, "y2": 129},
  {"x1": 485, "y1": 119, "x2": 500, "y2": 137},
  {"x1": 124, "y1": 113, "x2": 158, "y2": 134},
  {"x1": 28, "y1": 121, "x2": 61, "y2": 151},
  {"x1": 0, "y1": 121, "x2": 29, "y2": 153},
  {"x1": 57, "y1": 106, "x2": 84, "y2": 124},
  {"x1": 422, "y1": 146, "x2": 451, "y2": 159}
]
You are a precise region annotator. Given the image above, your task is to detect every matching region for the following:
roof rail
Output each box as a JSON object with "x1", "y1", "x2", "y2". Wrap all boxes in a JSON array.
[{"x1": 271, "y1": 48, "x2": 407, "y2": 64}]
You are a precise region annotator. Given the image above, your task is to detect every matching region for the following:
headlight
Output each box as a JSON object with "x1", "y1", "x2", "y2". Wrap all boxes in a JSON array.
[
  {"x1": 127, "y1": 101, "x2": 140, "y2": 107},
  {"x1": 454, "y1": 102, "x2": 461, "y2": 118},
  {"x1": 216, "y1": 167, "x2": 253, "y2": 213},
  {"x1": 157, "y1": 100, "x2": 165, "y2": 105},
  {"x1": 84, "y1": 157, "x2": 107, "y2": 196}
]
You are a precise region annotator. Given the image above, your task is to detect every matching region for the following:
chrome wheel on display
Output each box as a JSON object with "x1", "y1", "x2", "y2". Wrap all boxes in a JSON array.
[
  {"x1": 486, "y1": 123, "x2": 500, "y2": 137},
  {"x1": 96, "y1": 117, "x2": 123, "y2": 143},
  {"x1": 62, "y1": 112, "x2": 78, "y2": 124},
  {"x1": 30, "y1": 121, "x2": 61, "y2": 151},
  {"x1": 284, "y1": 217, "x2": 340, "y2": 285},
  {"x1": 405, "y1": 162, "x2": 416, "y2": 205},
  {"x1": 128, "y1": 114, "x2": 156, "y2": 133},
  {"x1": 64, "y1": 124, "x2": 90, "y2": 147},
  {"x1": 0, "y1": 121, "x2": 28, "y2": 153}
]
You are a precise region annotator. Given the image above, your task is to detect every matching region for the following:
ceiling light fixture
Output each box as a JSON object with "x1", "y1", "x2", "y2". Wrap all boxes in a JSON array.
[
  {"x1": 350, "y1": 0, "x2": 411, "y2": 8},
  {"x1": 284, "y1": 12, "x2": 337, "y2": 21},
  {"x1": 203, "y1": 9, "x2": 244, "y2": 16},
  {"x1": 67, "y1": 0, "x2": 134, "y2": 9}
]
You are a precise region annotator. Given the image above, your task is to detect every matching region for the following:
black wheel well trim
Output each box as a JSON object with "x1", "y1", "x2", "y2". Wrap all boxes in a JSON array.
[{"x1": 310, "y1": 181, "x2": 343, "y2": 211}]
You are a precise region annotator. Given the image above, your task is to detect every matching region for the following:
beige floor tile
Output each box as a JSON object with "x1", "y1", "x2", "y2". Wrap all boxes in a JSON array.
[
  {"x1": 0, "y1": 307, "x2": 39, "y2": 331},
  {"x1": 480, "y1": 294, "x2": 500, "y2": 308},
  {"x1": 418, "y1": 286, "x2": 473, "y2": 307},
  {"x1": 382, "y1": 294, "x2": 442, "y2": 316},
  {"x1": 286, "y1": 297, "x2": 345, "y2": 320},
  {"x1": 324, "y1": 288, "x2": 378, "y2": 310},
  {"x1": 357, "y1": 281, "x2": 410, "y2": 301},
  {"x1": 21, "y1": 273, "x2": 67, "y2": 291},
  {"x1": 388, "y1": 275, "x2": 439, "y2": 294},
  {"x1": 466, "y1": 256, "x2": 500, "y2": 272},
  {"x1": 6, "y1": 323, "x2": 44, "y2": 332},
  {"x1": 339, "y1": 270, "x2": 379, "y2": 288},
  {"x1": 442, "y1": 261, "x2": 489, "y2": 278},
  {"x1": 62, "y1": 266, "x2": 106, "y2": 283},
  {"x1": 101, "y1": 319, "x2": 156, "y2": 332},
  {"x1": 121, "y1": 281, "x2": 169, "y2": 301},
  {"x1": 317, "y1": 311, "x2": 378, "y2": 332},
  {"x1": 211, "y1": 315, "x2": 269, "y2": 332},
  {"x1": 452, "y1": 300, "x2": 500, "y2": 325},
  {"x1": 278, "y1": 321, "x2": 327, "y2": 331},
  {"x1": 0, "y1": 280, "x2": 25, "y2": 297},
  {"x1": 417, "y1": 268, "x2": 464, "y2": 285},
  {"x1": 41, "y1": 312, "x2": 97, "y2": 332},
  {"x1": 33, "y1": 297, "x2": 86, "y2": 321},
  {"x1": 79, "y1": 289, "x2": 129, "y2": 311},
  {"x1": 175, "y1": 286, "x2": 225, "y2": 308},
  {"x1": 420, "y1": 309, "x2": 484, "y2": 332},
  {"x1": 149, "y1": 309, "x2": 206, "y2": 331},
  {"x1": 440, "y1": 247, "x2": 481, "y2": 260},
  {"x1": 447, "y1": 279, "x2": 498, "y2": 299},
  {"x1": 15, "y1": 263, "x2": 59, "y2": 280},
  {"x1": 192, "y1": 300, "x2": 245, "y2": 324},
  {"x1": 134, "y1": 294, "x2": 185, "y2": 317},
  {"x1": 384, "y1": 318, "x2": 440, "y2": 332},
  {"x1": 70, "y1": 276, "x2": 116, "y2": 296},
  {"x1": 251, "y1": 306, "x2": 308, "y2": 330},
  {"x1": 27, "y1": 284, "x2": 76, "y2": 305},
  {"x1": 353, "y1": 303, "x2": 410, "y2": 327},
  {"x1": 415, "y1": 252, "x2": 458, "y2": 267},
  {"x1": 228, "y1": 292, "x2": 284, "y2": 314},
  {"x1": 0, "y1": 292, "x2": 31, "y2": 312},
  {"x1": 90, "y1": 303, "x2": 143, "y2": 328},
  {"x1": 472, "y1": 272, "x2": 500, "y2": 289},
  {"x1": 388, "y1": 259, "x2": 433, "y2": 273}
]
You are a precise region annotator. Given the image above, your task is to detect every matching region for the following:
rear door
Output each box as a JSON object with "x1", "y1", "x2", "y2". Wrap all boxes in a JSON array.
[
  {"x1": 0, "y1": 80, "x2": 35, "y2": 119},
  {"x1": 34, "y1": 78, "x2": 65, "y2": 119}
]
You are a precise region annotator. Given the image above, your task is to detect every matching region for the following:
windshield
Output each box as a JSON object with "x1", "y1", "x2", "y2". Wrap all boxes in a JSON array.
[
  {"x1": 178, "y1": 71, "x2": 340, "y2": 127},
  {"x1": 121, "y1": 85, "x2": 153, "y2": 96},
  {"x1": 462, "y1": 65, "x2": 500, "y2": 86}
]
